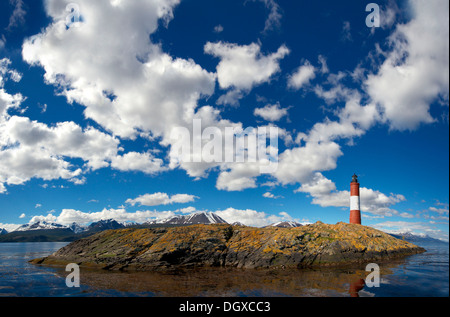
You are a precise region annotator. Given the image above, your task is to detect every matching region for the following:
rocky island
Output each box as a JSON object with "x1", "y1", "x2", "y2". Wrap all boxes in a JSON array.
[{"x1": 30, "y1": 222, "x2": 425, "y2": 270}]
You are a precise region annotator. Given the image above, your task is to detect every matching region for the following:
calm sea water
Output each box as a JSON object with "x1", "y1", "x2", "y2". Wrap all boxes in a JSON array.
[{"x1": 0, "y1": 241, "x2": 448, "y2": 297}]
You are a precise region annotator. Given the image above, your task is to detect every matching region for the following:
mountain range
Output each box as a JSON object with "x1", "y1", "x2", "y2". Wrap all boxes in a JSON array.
[
  {"x1": 2, "y1": 212, "x2": 447, "y2": 244},
  {"x1": 0, "y1": 219, "x2": 126, "y2": 242},
  {"x1": 146, "y1": 212, "x2": 227, "y2": 225},
  {"x1": 389, "y1": 232, "x2": 448, "y2": 245},
  {"x1": 0, "y1": 213, "x2": 228, "y2": 241}
]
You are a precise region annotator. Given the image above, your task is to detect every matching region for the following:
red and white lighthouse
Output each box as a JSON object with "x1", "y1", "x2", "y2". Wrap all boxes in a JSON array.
[{"x1": 350, "y1": 174, "x2": 361, "y2": 225}]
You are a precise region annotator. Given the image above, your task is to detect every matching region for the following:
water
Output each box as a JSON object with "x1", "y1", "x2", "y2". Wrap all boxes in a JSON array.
[{"x1": 0, "y1": 241, "x2": 448, "y2": 297}]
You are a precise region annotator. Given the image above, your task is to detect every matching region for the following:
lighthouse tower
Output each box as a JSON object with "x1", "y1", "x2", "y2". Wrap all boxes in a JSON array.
[{"x1": 350, "y1": 174, "x2": 361, "y2": 225}]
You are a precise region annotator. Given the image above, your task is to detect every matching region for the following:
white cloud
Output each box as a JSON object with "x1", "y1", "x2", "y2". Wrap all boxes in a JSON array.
[
  {"x1": 111, "y1": 152, "x2": 166, "y2": 175},
  {"x1": 295, "y1": 172, "x2": 406, "y2": 217},
  {"x1": 262, "y1": 192, "x2": 283, "y2": 199},
  {"x1": 1, "y1": 58, "x2": 140, "y2": 192},
  {"x1": 287, "y1": 60, "x2": 316, "y2": 90},
  {"x1": 275, "y1": 142, "x2": 343, "y2": 185},
  {"x1": 318, "y1": 55, "x2": 329, "y2": 74},
  {"x1": 0, "y1": 222, "x2": 20, "y2": 232},
  {"x1": 214, "y1": 207, "x2": 295, "y2": 227},
  {"x1": 10, "y1": 205, "x2": 300, "y2": 229},
  {"x1": 216, "y1": 163, "x2": 260, "y2": 191},
  {"x1": 50, "y1": 208, "x2": 177, "y2": 226},
  {"x1": 4, "y1": 116, "x2": 120, "y2": 170},
  {"x1": 213, "y1": 25, "x2": 224, "y2": 33},
  {"x1": 429, "y1": 206, "x2": 449, "y2": 215},
  {"x1": 341, "y1": 21, "x2": 352, "y2": 42},
  {"x1": 125, "y1": 192, "x2": 198, "y2": 207},
  {"x1": 19, "y1": 213, "x2": 26, "y2": 218},
  {"x1": 22, "y1": 0, "x2": 216, "y2": 142},
  {"x1": 204, "y1": 41, "x2": 289, "y2": 105},
  {"x1": 0, "y1": 144, "x2": 83, "y2": 190},
  {"x1": 263, "y1": 192, "x2": 275, "y2": 199},
  {"x1": 365, "y1": 0, "x2": 449, "y2": 131},
  {"x1": 12, "y1": 0, "x2": 233, "y2": 190},
  {"x1": 0, "y1": 36, "x2": 5, "y2": 50},
  {"x1": 371, "y1": 220, "x2": 449, "y2": 241},
  {"x1": 255, "y1": 0, "x2": 283, "y2": 33},
  {"x1": 1, "y1": 58, "x2": 25, "y2": 118},
  {"x1": 7, "y1": 0, "x2": 27, "y2": 30},
  {"x1": 254, "y1": 103, "x2": 289, "y2": 122}
]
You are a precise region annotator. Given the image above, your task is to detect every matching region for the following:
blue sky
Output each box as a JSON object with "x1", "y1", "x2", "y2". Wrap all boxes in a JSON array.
[{"x1": 0, "y1": 0, "x2": 448, "y2": 240}]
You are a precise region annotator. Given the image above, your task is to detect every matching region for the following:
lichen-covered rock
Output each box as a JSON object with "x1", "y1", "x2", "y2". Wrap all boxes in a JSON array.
[{"x1": 30, "y1": 222, "x2": 425, "y2": 270}]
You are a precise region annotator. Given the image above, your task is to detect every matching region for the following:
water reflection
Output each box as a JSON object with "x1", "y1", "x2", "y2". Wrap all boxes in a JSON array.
[
  {"x1": 48, "y1": 264, "x2": 398, "y2": 297},
  {"x1": 349, "y1": 278, "x2": 365, "y2": 297}
]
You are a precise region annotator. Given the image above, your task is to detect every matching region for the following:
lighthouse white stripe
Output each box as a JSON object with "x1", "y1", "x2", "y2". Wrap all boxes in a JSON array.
[{"x1": 350, "y1": 196, "x2": 360, "y2": 211}]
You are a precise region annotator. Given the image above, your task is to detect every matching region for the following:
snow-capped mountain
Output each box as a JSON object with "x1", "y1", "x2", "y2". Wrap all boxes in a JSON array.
[
  {"x1": 266, "y1": 221, "x2": 303, "y2": 228},
  {"x1": 11, "y1": 219, "x2": 123, "y2": 234},
  {"x1": 13, "y1": 221, "x2": 68, "y2": 232},
  {"x1": 68, "y1": 222, "x2": 87, "y2": 234},
  {"x1": 148, "y1": 212, "x2": 228, "y2": 225},
  {"x1": 87, "y1": 219, "x2": 125, "y2": 232},
  {"x1": 0, "y1": 228, "x2": 8, "y2": 235},
  {"x1": 389, "y1": 232, "x2": 448, "y2": 244}
]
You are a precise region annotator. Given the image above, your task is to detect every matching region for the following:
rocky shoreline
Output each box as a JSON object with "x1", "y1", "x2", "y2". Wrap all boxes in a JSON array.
[{"x1": 30, "y1": 222, "x2": 425, "y2": 270}]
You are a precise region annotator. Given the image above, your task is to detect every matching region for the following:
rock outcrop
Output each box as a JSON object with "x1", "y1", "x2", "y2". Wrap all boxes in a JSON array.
[{"x1": 31, "y1": 222, "x2": 425, "y2": 270}]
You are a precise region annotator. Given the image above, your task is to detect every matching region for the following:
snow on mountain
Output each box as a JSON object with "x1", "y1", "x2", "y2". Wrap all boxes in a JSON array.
[
  {"x1": 148, "y1": 212, "x2": 228, "y2": 225},
  {"x1": 68, "y1": 222, "x2": 87, "y2": 234},
  {"x1": 13, "y1": 221, "x2": 68, "y2": 232},
  {"x1": 389, "y1": 232, "x2": 448, "y2": 244},
  {"x1": 266, "y1": 221, "x2": 303, "y2": 228},
  {"x1": 87, "y1": 219, "x2": 125, "y2": 232}
]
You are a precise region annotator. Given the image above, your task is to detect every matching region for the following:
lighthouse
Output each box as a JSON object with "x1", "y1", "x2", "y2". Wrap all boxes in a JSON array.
[{"x1": 350, "y1": 174, "x2": 361, "y2": 225}]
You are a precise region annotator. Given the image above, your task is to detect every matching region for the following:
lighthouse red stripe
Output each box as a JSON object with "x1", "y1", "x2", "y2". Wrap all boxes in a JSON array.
[{"x1": 350, "y1": 183, "x2": 360, "y2": 196}]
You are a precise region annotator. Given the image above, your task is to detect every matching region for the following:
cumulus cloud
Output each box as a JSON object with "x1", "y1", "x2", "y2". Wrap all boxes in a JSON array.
[
  {"x1": 17, "y1": 205, "x2": 300, "y2": 228},
  {"x1": 3, "y1": 116, "x2": 120, "y2": 170},
  {"x1": 125, "y1": 192, "x2": 198, "y2": 207},
  {"x1": 22, "y1": 0, "x2": 216, "y2": 142},
  {"x1": 0, "y1": 107, "x2": 126, "y2": 191},
  {"x1": 111, "y1": 152, "x2": 166, "y2": 175},
  {"x1": 287, "y1": 60, "x2": 316, "y2": 90},
  {"x1": 7, "y1": 0, "x2": 227, "y2": 191},
  {"x1": 371, "y1": 220, "x2": 449, "y2": 241},
  {"x1": 2, "y1": 57, "x2": 170, "y2": 193},
  {"x1": 37, "y1": 208, "x2": 177, "y2": 226},
  {"x1": 214, "y1": 207, "x2": 296, "y2": 227},
  {"x1": 262, "y1": 192, "x2": 283, "y2": 199},
  {"x1": 204, "y1": 41, "x2": 289, "y2": 105},
  {"x1": 254, "y1": 103, "x2": 289, "y2": 122},
  {"x1": 296, "y1": 173, "x2": 406, "y2": 217},
  {"x1": 0, "y1": 222, "x2": 20, "y2": 232},
  {"x1": 1, "y1": 58, "x2": 24, "y2": 117},
  {"x1": 365, "y1": 0, "x2": 449, "y2": 131}
]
